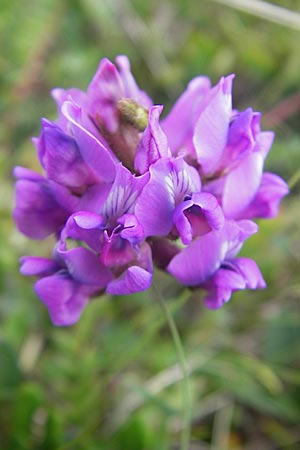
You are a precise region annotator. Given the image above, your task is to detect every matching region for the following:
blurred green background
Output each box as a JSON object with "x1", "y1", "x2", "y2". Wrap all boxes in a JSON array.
[{"x1": 1, "y1": 0, "x2": 300, "y2": 449}]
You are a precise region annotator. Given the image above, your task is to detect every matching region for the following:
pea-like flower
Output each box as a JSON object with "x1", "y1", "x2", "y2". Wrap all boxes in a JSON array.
[{"x1": 14, "y1": 56, "x2": 289, "y2": 325}]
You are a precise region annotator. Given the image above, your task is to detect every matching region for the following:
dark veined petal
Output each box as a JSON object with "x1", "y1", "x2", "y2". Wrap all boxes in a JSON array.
[
  {"x1": 78, "y1": 183, "x2": 112, "y2": 213},
  {"x1": 135, "y1": 157, "x2": 201, "y2": 237},
  {"x1": 102, "y1": 164, "x2": 149, "y2": 223}
]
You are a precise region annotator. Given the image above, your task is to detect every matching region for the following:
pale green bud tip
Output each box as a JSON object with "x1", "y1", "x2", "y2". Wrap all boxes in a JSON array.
[{"x1": 117, "y1": 98, "x2": 149, "y2": 132}]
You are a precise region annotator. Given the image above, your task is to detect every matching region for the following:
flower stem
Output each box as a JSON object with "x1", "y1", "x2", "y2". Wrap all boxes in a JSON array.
[
  {"x1": 154, "y1": 285, "x2": 192, "y2": 450},
  {"x1": 288, "y1": 166, "x2": 300, "y2": 190}
]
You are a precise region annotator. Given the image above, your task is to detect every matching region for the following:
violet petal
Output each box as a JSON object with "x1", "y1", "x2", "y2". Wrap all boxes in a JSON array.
[
  {"x1": 35, "y1": 275, "x2": 93, "y2": 326},
  {"x1": 135, "y1": 157, "x2": 201, "y2": 237},
  {"x1": 62, "y1": 101, "x2": 117, "y2": 182},
  {"x1": 239, "y1": 172, "x2": 289, "y2": 219},
  {"x1": 20, "y1": 256, "x2": 59, "y2": 277},
  {"x1": 203, "y1": 268, "x2": 246, "y2": 309},
  {"x1": 162, "y1": 76, "x2": 211, "y2": 154},
  {"x1": 57, "y1": 246, "x2": 112, "y2": 286},
  {"x1": 134, "y1": 105, "x2": 170, "y2": 174},
  {"x1": 222, "y1": 151, "x2": 264, "y2": 219},
  {"x1": 194, "y1": 75, "x2": 234, "y2": 174},
  {"x1": 173, "y1": 192, "x2": 224, "y2": 245},
  {"x1": 37, "y1": 119, "x2": 95, "y2": 188}
]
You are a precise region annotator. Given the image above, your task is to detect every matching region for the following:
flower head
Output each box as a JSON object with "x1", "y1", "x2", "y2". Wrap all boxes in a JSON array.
[{"x1": 14, "y1": 56, "x2": 288, "y2": 325}]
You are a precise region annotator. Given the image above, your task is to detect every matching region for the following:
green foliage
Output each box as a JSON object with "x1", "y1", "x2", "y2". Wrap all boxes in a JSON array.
[{"x1": 1, "y1": 0, "x2": 300, "y2": 448}]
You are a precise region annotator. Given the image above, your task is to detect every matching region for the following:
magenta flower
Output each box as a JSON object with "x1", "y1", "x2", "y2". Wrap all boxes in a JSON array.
[
  {"x1": 14, "y1": 55, "x2": 288, "y2": 325},
  {"x1": 14, "y1": 166, "x2": 79, "y2": 239},
  {"x1": 60, "y1": 163, "x2": 153, "y2": 297},
  {"x1": 163, "y1": 75, "x2": 288, "y2": 220},
  {"x1": 167, "y1": 219, "x2": 257, "y2": 284},
  {"x1": 135, "y1": 157, "x2": 224, "y2": 242},
  {"x1": 203, "y1": 257, "x2": 266, "y2": 310},
  {"x1": 20, "y1": 254, "x2": 109, "y2": 326}
]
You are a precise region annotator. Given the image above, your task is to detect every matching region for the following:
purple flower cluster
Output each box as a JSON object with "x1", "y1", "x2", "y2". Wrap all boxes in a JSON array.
[{"x1": 14, "y1": 56, "x2": 289, "y2": 326}]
